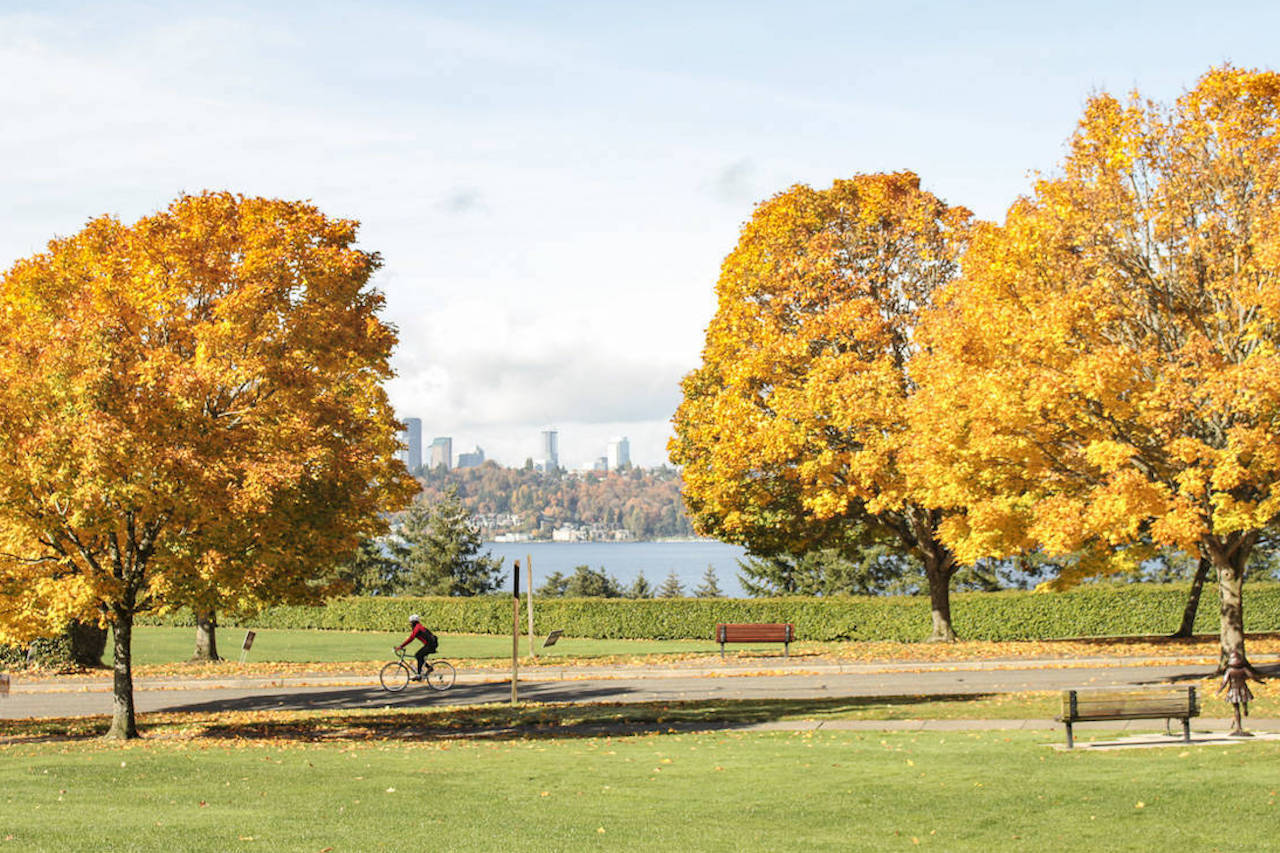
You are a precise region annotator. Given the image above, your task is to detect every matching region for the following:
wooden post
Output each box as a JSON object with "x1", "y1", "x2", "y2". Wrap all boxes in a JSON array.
[
  {"x1": 526, "y1": 553, "x2": 535, "y2": 659},
  {"x1": 511, "y1": 560, "x2": 520, "y2": 705}
]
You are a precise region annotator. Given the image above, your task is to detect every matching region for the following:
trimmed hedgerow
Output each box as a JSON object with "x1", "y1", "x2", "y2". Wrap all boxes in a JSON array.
[{"x1": 140, "y1": 582, "x2": 1280, "y2": 642}]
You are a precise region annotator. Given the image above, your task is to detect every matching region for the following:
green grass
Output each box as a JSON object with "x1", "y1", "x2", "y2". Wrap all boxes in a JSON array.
[
  {"x1": 112, "y1": 626, "x2": 728, "y2": 666},
  {"x1": 1, "y1": 693, "x2": 1068, "y2": 744},
  {"x1": 3, "y1": 730, "x2": 1279, "y2": 851}
]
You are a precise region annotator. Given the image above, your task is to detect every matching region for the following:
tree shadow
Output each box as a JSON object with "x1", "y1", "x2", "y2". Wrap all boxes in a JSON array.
[
  {"x1": 0, "y1": 691, "x2": 1000, "y2": 745},
  {"x1": 1151, "y1": 661, "x2": 1280, "y2": 685}
]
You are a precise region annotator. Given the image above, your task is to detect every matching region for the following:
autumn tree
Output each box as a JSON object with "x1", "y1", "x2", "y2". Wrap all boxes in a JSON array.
[
  {"x1": 909, "y1": 67, "x2": 1280, "y2": 666},
  {"x1": 670, "y1": 172, "x2": 974, "y2": 640},
  {"x1": 0, "y1": 193, "x2": 416, "y2": 738}
]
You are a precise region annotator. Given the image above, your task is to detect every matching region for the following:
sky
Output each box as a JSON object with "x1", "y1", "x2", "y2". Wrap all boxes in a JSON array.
[{"x1": 3, "y1": 0, "x2": 1279, "y2": 468}]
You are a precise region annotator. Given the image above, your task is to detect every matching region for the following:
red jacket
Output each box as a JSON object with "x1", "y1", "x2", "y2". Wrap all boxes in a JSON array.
[{"x1": 398, "y1": 623, "x2": 432, "y2": 650}]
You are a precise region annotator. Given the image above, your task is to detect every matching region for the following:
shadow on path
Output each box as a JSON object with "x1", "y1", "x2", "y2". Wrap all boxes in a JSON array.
[{"x1": 1, "y1": 692, "x2": 1002, "y2": 744}]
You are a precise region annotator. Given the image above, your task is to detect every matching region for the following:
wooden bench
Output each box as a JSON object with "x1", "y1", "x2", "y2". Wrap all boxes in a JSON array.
[
  {"x1": 1058, "y1": 686, "x2": 1200, "y2": 748},
  {"x1": 715, "y1": 623, "x2": 795, "y2": 658}
]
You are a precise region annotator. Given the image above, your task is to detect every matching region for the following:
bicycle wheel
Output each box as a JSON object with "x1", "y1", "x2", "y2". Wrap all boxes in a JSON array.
[
  {"x1": 425, "y1": 660, "x2": 456, "y2": 691},
  {"x1": 380, "y1": 660, "x2": 411, "y2": 693}
]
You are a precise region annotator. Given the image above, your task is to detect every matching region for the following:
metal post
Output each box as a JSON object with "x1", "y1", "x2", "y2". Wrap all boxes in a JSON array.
[
  {"x1": 526, "y1": 554, "x2": 535, "y2": 659},
  {"x1": 511, "y1": 560, "x2": 520, "y2": 705}
]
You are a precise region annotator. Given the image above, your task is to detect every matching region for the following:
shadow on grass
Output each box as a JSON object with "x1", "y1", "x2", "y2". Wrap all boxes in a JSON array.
[{"x1": 0, "y1": 692, "x2": 999, "y2": 745}]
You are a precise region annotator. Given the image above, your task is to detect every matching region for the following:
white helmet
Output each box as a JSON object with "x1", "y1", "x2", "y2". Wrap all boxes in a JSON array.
[{"x1": 408, "y1": 614, "x2": 420, "y2": 624}]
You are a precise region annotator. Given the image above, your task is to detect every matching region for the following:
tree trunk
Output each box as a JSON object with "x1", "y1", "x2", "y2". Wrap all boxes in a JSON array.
[
  {"x1": 65, "y1": 619, "x2": 108, "y2": 668},
  {"x1": 105, "y1": 609, "x2": 138, "y2": 740},
  {"x1": 1207, "y1": 535, "x2": 1255, "y2": 673},
  {"x1": 926, "y1": 558, "x2": 957, "y2": 637},
  {"x1": 192, "y1": 609, "x2": 220, "y2": 662},
  {"x1": 1171, "y1": 555, "x2": 1212, "y2": 638}
]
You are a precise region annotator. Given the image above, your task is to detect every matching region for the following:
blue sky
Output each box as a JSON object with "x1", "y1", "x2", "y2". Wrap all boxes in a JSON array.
[{"x1": 3, "y1": 1, "x2": 1278, "y2": 466}]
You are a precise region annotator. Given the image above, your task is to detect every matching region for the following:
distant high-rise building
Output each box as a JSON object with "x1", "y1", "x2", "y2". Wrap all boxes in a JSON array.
[
  {"x1": 540, "y1": 428, "x2": 559, "y2": 471},
  {"x1": 398, "y1": 417, "x2": 422, "y2": 472},
  {"x1": 429, "y1": 436, "x2": 452, "y2": 470},
  {"x1": 457, "y1": 446, "x2": 485, "y2": 469},
  {"x1": 607, "y1": 436, "x2": 630, "y2": 471}
]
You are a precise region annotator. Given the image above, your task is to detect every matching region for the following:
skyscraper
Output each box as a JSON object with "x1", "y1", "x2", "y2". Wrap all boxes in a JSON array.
[
  {"x1": 607, "y1": 436, "x2": 630, "y2": 471},
  {"x1": 457, "y1": 446, "x2": 485, "y2": 468},
  {"x1": 429, "y1": 436, "x2": 452, "y2": 470},
  {"x1": 540, "y1": 428, "x2": 559, "y2": 471},
  {"x1": 398, "y1": 417, "x2": 422, "y2": 472}
]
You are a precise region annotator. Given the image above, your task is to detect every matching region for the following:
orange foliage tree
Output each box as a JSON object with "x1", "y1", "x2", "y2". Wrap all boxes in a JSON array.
[
  {"x1": 0, "y1": 193, "x2": 417, "y2": 737},
  {"x1": 671, "y1": 172, "x2": 974, "y2": 640},
  {"x1": 908, "y1": 67, "x2": 1280, "y2": 666}
]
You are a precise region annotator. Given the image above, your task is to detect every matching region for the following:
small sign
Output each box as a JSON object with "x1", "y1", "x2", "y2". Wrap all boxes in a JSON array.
[
  {"x1": 0, "y1": 673, "x2": 9, "y2": 697},
  {"x1": 542, "y1": 630, "x2": 563, "y2": 648},
  {"x1": 238, "y1": 630, "x2": 257, "y2": 664}
]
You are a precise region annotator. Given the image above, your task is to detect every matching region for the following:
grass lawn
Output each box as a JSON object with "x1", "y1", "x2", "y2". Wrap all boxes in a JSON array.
[
  {"x1": 116, "y1": 626, "x2": 1280, "y2": 670},
  {"x1": 3, "y1": 728, "x2": 1279, "y2": 851},
  {"x1": 114, "y1": 626, "x2": 728, "y2": 666}
]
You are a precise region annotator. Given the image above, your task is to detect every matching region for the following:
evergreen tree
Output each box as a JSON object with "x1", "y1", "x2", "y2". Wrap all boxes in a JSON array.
[
  {"x1": 537, "y1": 571, "x2": 570, "y2": 597},
  {"x1": 657, "y1": 569, "x2": 685, "y2": 598},
  {"x1": 694, "y1": 565, "x2": 724, "y2": 598},
  {"x1": 398, "y1": 488, "x2": 503, "y2": 595},
  {"x1": 333, "y1": 538, "x2": 409, "y2": 596},
  {"x1": 626, "y1": 571, "x2": 654, "y2": 599},
  {"x1": 739, "y1": 546, "x2": 923, "y2": 597},
  {"x1": 563, "y1": 565, "x2": 624, "y2": 598}
]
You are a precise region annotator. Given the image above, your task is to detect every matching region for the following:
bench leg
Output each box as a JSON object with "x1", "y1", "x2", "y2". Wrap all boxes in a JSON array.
[
  {"x1": 720, "y1": 642, "x2": 725, "y2": 660},
  {"x1": 784, "y1": 641, "x2": 789, "y2": 658},
  {"x1": 1065, "y1": 721, "x2": 1074, "y2": 750},
  {"x1": 1182, "y1": 718, "x2": 1191, "y2": 743}
]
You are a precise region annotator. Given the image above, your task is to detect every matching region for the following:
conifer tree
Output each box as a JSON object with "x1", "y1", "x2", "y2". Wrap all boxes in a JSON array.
[
  {"x1": 398, "y1": 488, "x2": 503, "y2": 595},
  {"x1": 657, "y1": 570, "x2": 685, "y2": 598},
  {"x1": 694, "y1": 565, "x2": 724, "y2": 598},
  {"x1": 626, "y1": 571, "x2": 655, "y2": 599}
]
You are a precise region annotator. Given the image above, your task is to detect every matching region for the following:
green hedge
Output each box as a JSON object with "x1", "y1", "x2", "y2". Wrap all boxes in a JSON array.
[{"x1": 141, "y1": 582, "x2": 1280, "y2": 642}]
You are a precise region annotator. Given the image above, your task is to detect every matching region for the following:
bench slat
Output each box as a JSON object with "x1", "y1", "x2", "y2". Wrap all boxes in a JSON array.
[
  {"x1": 1059, "y1": 687, "x2": 1199, "y2": 748},
  {"x1": 1061, "y1": 687, "x2": 1199, "y2": 722},
  {"x1": 714, "y1": 623, "x2": 795, "y2": 657}
]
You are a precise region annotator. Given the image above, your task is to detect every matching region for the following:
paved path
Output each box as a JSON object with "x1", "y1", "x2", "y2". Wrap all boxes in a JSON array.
[{"x1": 1, "y1": 657, "x2": 1263, "y2": 721}]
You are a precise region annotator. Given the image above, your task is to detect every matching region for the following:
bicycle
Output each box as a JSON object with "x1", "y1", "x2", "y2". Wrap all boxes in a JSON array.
[{"x1": 380, "y1": 648, "x2": 456, "y2": 693}]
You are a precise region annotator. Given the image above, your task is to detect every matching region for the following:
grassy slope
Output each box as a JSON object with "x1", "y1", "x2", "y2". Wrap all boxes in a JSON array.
[{"x1": 3, "y1": 731, "x2": 1278, "y2": 851}]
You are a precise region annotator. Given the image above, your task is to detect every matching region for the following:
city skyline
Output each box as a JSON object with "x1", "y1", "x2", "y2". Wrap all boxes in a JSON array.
[
  {"x1": 3, "y1": 3, "x2": 1278, "y2": 467},
  {"x1": 399, "y1": 421, "x2": 635, "y2": 472}
]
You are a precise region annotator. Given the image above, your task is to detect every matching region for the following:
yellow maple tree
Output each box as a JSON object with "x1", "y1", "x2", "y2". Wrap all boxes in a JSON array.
[
  {"x1": 0, "y1": 192, "x2": 417, "y2": 737},
  {"x1": 671, "y1": 172, "x2": 974, "y2": 640},
  {"x1": 909, "y1": 67, "x2": 1280, "y2": 665}
]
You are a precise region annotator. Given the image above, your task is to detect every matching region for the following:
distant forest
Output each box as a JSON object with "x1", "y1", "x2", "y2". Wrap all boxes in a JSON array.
[{"x1": 415, "y1": 462, "x2": 696, "y2": 541}]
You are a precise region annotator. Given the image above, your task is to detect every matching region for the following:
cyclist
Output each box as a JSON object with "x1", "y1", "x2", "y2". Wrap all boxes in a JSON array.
[{"x1": 396, "y1": 614, "x2": 438, "y2": 680}]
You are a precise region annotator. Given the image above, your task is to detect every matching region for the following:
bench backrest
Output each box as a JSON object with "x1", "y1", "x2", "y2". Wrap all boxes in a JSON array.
[
  {"x1": 1061, "y1": 686, "x2": 1199, "y2": 721},
  {"x1": 715, "y1": 623, "x2": 794, "y2": 643}
]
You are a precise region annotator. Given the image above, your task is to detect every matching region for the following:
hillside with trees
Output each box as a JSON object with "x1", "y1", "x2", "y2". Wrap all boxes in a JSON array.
[{"x1": 415, "y1": 463, "x2": 695, "y2": 541}]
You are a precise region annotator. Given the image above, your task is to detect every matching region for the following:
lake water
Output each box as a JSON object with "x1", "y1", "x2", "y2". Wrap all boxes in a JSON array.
[{"x1": 484, "y1": 540, "x2": 752, "y2": 597}]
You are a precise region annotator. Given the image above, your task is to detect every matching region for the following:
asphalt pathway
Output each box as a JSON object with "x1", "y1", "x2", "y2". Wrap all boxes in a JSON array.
[{"x1": 0, "y1": 658, "x2": 1257, "y2": 721}]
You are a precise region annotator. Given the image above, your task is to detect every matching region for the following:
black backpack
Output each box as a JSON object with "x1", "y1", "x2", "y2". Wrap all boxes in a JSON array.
[{"x1": 424, "y1": 629, "x2": 439, "y2": 654}]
